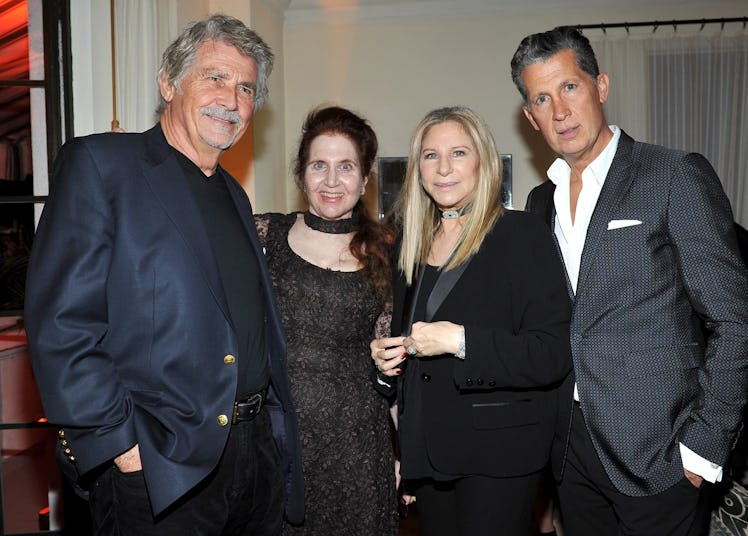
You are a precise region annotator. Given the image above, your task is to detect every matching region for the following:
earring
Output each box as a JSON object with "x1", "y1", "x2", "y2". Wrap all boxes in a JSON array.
[{"x1": 360, "y1": 186, "x2": 366, "y2": 195}]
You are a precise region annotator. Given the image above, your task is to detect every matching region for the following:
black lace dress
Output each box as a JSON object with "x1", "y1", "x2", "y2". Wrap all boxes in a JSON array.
[{"x1": 255, "y1": 212, "x2": 397, "y2": 536}]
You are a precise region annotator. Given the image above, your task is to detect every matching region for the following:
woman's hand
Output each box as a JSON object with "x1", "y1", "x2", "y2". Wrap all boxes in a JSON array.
[
  {"x1": 395, "y1": 459, "x2": 416, "y2": 506},
  {"x1": 370, "y1": 336, "x2": 407, "y2": 376},
  {"x1": 404, "y1": 321, "x2": 463, "y2": 357}
]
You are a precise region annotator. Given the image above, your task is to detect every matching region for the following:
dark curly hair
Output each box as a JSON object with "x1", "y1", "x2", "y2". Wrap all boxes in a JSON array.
[{"x1": 294, "y1": 106, "x2": 394, "y2": 305}]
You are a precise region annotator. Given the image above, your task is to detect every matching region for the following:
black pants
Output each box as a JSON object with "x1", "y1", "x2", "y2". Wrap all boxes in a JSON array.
[
  {"x1": 557, "y1": 403, "x2": 710, "y2": 536},
  {"x1": 412, "y1": 472, "x2": 542, "y2": 536},
  {"x1": 89, "y1": 408, "x2": 283, "y2": 536}
]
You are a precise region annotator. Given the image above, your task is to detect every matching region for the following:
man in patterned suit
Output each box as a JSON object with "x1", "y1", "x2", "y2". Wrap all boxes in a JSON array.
[{"x1": 512, "y1": 26, "x2": 748, "y2": 535}]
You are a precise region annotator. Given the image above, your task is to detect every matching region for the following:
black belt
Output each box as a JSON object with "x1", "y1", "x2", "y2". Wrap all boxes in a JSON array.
[{"x1": 232, "y1": 391, "x2": 265, "y2": 425}]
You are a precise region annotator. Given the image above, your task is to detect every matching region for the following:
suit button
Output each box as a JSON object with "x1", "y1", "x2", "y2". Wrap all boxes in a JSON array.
[
  {"x1": 217, "y1": 414, "x2": 229, "y2": 426},
  {"x1": 488, "y1": 379, "x2": 496, "y2": 387},
  {"x1": 224, "y1": 354, "x2": 236, "y2": 365},
  {"x1": 421, "y1": 373, "x2": 431, "y2": 383},
  {"x1": 69, "y1": 456, "x2": 76, "y2": 462},
  {"x1": 64, "y1": 447, "x2": 71, "y2": 454},
  {"x1": 476, "y1": 378, "x2": 484, "y2": 386},
  {"x1": 58, "y1": 429, "x2": 65, "y2": 438},
  {"x1": 466, "y1": 378, "x2": 473, "y2": 387},
  {"x1": 60, "y1": 439, "x2": 68, "y2": 446}
]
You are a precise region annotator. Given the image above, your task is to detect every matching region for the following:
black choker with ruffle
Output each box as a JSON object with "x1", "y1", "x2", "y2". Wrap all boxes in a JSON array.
[{"x1": 303, "y1": 211, "x2": 358, "y2": 234}]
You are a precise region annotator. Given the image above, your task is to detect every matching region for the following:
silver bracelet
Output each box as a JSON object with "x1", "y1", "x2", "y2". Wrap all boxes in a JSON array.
[{"x1": 455, "y1": 325, "x2": 466, "y2": 359}]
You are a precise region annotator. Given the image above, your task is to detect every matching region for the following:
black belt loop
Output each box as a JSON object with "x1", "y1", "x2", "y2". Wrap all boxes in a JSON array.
[{"x1": 232, "y1": 391, "x2": 265, "y2": 425}]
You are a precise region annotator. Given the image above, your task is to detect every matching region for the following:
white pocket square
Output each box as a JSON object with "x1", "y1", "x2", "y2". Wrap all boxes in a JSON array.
[{"x1": 607, "y1": 219, "x2": 642, "y2": 230}]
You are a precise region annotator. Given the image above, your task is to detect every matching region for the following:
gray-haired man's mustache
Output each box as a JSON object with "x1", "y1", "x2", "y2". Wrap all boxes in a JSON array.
[{"x1": 200, "y1": 107, "x2": 242, "y2": 124}]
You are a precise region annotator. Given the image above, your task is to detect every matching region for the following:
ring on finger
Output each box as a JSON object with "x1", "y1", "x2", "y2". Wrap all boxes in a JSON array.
[{"x1": 407, "y1": 346, "x2": 417, "y2": 356}]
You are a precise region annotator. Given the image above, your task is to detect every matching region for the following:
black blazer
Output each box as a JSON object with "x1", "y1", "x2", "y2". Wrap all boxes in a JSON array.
[
  {"x1": 25, "y1": 125, "x2": 304, "y2": 520},
  {"x1": 526, "y1": 131, "x2": 748, "y2": 496},
  {"x1": 392, "y1": 210, "x2": 572, "y2": 478}
]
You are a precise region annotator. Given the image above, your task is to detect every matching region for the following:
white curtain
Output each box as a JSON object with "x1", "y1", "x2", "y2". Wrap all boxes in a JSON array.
[
  {"x1": 114, "y1": 0, "x2": 178, "y2": 132},
  {"x1": 591, "y1": 29, "x2": 748, "y2": 228}
]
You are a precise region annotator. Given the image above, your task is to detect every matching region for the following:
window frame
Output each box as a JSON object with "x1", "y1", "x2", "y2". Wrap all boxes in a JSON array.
[
  {"x1": 0, "y1": 0, "x2": 72, "y2": 317},
  {"x1": 0, "y1": 1, "x2": 75, "y2": 534}
]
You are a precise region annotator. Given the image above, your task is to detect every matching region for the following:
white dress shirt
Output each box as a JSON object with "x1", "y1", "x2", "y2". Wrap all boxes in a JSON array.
[
  {"x1": 547, "y1": 125, "x2": 721, "y2": 483},
  {"x1": 548, "y1": 126, "x2": 621, "y2": 295}
]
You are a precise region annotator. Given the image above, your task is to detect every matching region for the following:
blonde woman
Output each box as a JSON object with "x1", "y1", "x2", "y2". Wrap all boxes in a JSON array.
[{"x1": 371, "y1": 107, "x2": 571, "y2": 536}]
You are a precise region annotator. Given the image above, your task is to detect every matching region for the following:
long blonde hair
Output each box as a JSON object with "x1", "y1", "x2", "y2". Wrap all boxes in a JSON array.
[{"x1": 397, "y1": 106, "x2": 504, "y2": 285}]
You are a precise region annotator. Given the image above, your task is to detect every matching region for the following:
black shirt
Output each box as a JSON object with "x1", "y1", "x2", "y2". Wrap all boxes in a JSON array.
[{"x1": 174, "y1": 149, "x2": 268, "y2": 398}]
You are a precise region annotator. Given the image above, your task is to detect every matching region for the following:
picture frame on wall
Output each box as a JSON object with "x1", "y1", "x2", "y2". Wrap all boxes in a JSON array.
[{"x1": 377, "y1": 154, "x2": 512, "y2": 221}]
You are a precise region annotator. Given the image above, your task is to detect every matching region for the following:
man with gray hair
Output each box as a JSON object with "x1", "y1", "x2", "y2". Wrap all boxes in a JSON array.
[{"x1": 25, "y1": 14, "x2": 303, "y2": 534}]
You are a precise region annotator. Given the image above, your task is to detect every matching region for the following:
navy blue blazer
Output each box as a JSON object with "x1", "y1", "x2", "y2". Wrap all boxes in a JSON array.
[{"x1": 24, "y1": 125, "x2": 304, "y2": 520}]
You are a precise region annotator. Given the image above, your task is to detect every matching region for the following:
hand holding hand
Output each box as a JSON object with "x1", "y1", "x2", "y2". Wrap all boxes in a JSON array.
[
  {"x1": 370, "y1": 336, "x2": 407, "y2": 376},
  {"x1": 404, "y1": 321, "x2": 463, "y2": 358}
]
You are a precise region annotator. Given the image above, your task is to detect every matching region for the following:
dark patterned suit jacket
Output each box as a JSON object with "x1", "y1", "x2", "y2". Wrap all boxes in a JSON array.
[
  {"x1": 25, "y1": 125, "x2": 304, "y2": 520},
  {"x1": 526, "y1": 130, "x2": 748, "y2": 496}
]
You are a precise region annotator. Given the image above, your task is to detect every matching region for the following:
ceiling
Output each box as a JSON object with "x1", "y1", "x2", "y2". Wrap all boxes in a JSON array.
[
  {"x1": 286, "y1": 0, "x2": 714, "y2": 13},
  {"x1": 283, "y1": 0, "x2": 728, "y2": 26}
]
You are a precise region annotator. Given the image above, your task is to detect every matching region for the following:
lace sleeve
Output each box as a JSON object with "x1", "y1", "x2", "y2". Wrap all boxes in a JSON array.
[
  {"x1": 374, "y1": 309, "x2": 392, "y2": 339},
  {"x1": 254, "y1": 213, "x2": 270, "y2": 248}
]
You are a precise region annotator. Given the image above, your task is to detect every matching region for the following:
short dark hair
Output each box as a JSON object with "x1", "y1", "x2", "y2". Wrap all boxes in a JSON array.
[{"x1": 510, "y1": 26, "x2": 599, "y2": 104}]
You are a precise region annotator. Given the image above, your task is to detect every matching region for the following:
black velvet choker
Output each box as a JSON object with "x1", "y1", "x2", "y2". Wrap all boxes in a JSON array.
[{"x1": 303, "y1": 211, "x2": 358, "y2": 234}]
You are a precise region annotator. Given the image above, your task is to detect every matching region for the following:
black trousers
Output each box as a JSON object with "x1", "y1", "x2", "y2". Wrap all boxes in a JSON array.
[
  {"x1": 89, "y1": 407, "x2": 283, "y2": 536},
  {"x1": 411, "y1": 471, "x2": 542, "y2": 536},
  {"x1": 557, "y1": 403, "x2": 711, "y2": 536}
]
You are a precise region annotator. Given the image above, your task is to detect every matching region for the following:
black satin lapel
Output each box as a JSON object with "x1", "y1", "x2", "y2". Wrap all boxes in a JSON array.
[
  {"x1": 401, "y1": 265, "x2": 425, "y2": 335},
  {"x1": 425, "y1": 259, "x2": 471, "y2": 322}
]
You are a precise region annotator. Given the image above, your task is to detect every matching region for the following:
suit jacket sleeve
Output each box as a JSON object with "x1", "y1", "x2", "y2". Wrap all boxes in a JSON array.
[
  {"x1": 25, "y1": 138, "x2": 137, "y2": 473},
  {"x1": 667, "y1": 153, "x2": 748, "y2": 465}
]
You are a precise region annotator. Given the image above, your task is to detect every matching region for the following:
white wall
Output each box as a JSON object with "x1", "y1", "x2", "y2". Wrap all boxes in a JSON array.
[
  {"x1": 69, "y1": 0, "x2": 282, "y2": 207},
  {"x1": 70, "y1": 0, "x2": 204, "y2": 135},
  {"x1": 68, "y1": 1, "x2": 748, "y2": 212},
  {"x1": 70, "y1": 0, "x2": 115, "y2": 136},
  {"x1": 283, "y1": 2, "x2": 747, "y2": 212},
  {"x1": 217, "y1": 0, "x2": 289, "y2": 209}
]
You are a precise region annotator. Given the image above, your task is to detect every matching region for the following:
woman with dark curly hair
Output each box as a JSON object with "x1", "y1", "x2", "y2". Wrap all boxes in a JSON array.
[{"x1": 255, "y1": 105, "x2": 397, "y2": 535}]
